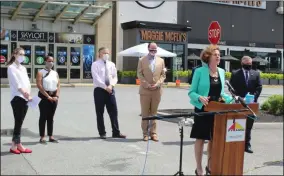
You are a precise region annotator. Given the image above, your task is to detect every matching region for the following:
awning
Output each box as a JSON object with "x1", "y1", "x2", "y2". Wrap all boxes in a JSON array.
[
  {"x1": 0, "y1": 0, "x2": 112, "y2": 25},
  {"x1": 221, "y1": 55, "x2": 239, "y2": 61},
  {"x1": 252, "y1": 56, "x2": 269, "y2": 64},
  {"x1": 187, "y1": 53, "x2": 200, "y2": 60}
]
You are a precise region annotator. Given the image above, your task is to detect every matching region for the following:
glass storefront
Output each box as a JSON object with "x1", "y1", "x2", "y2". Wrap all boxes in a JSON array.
[
  {"x1": 230, "y1": 50, "x2": 282, "y2": 72},
  {"x1": 188, "y1": 48, "x2": 225, "y2": 70},
  {"x1": 0, "y1": 30, "x2": 95, "y2": 83}
]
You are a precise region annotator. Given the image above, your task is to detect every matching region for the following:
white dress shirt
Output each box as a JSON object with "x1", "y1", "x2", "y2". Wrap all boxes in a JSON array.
[
  {"x1": 39, "y1": 69, "x2": 58, "y2": 91},
  {"x1": 7, "y1": 63, "x2": 31, "y2": 101},
  {"x1": 148, "y1": 56, "x2": 156, "y2": 72},
  {"x1": 91, "y1": 59, "x2": 118, "y2": 89}
]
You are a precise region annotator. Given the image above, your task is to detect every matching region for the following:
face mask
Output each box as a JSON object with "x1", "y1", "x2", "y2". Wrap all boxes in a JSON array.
[
  {"x1": 242, "y1": 64, "x2": 252, "y2": 70},
  {"x1": 103, "y1": 54, "x2": 109, "y2": 61},
  {"x1": 46, "y1": 62, "x2": 54, "y2": 69},
  {"x1": 17, "y1": 56, "x2": 25, "y2": 63},
  {"x1": 149, "y1": 50, "x2": 156, "y2": 57}
]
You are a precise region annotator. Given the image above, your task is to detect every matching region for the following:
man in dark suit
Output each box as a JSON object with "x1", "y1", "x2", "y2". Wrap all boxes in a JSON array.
[
  {"x1": 229, "y1": 56, "x2": 262, "y2": 153},
  {"x1": 188, "y1": 65, "x2": 202, "y2": 84}
]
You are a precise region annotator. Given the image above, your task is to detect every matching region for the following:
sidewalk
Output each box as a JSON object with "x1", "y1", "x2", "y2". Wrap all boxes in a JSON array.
[
  {"x1": 1, "y1": 87, "x2": 283, "y2": 175},
  {"x1": 1, "y1": 83, "x2": 282, "y2": 88}
]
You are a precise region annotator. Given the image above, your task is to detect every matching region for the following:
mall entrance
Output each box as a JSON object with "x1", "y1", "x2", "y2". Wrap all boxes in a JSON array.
[{"x1": 55, "y1": 44, "x2": 82, "y2": 83}]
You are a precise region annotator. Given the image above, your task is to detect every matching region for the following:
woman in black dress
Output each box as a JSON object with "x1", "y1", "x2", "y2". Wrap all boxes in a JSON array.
[{"x1": 188, "y1": 45, "x2": 233, "y2": 175}]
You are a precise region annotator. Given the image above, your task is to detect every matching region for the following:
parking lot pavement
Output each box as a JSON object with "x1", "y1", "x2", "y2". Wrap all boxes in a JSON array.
[{"x1": 1, "y1": 87, "x2": 283, "y2": 175}]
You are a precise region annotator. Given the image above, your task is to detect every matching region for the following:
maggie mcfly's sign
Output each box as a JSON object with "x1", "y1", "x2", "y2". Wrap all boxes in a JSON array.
[
  {"x1": 140, "y1": 30, "x2": 187, "y2": 42},
  {"x1": 205, "y1": 1, "x2": 266, "y2": 9}
]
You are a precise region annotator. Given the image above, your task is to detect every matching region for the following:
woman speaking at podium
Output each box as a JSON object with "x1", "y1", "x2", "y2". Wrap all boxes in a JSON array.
[{"x1": 188, "y1": 45, "x2": 233, "y2": 175}]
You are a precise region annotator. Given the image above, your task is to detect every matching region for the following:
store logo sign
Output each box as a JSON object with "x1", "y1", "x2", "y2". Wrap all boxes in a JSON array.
[
  {"x1": 140, "y1": 30, "x2": 187, "y2": 42},
  {"x1": 36, "y1": 57, "x2": 44, "y2": 64},
  {"x1": 204, "y1": 1, "x2": 266, "y2": 9},
  {"x1": 136, "y1": 1, "x2": 165, "y2": 9},
  {"x1": 18, "y1": 31, "x2": 48, "y2": 42},
  {"x1": 226, "y1": 119, "x2": 246, "y2": 142}
]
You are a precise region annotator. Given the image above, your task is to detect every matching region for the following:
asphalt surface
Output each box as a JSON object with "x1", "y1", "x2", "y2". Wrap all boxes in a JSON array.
[{"x1": 1, "y1": 87, "x2": 283, "y2": 175}]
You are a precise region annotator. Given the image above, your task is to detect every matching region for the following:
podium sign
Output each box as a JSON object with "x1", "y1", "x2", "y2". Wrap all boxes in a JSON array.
[
  {"x1": 205, "y1": 102, "x2": 259, "y2": 175},
  {"x1": 226, "y1": 119, "x2": 246, "y2": 142}
]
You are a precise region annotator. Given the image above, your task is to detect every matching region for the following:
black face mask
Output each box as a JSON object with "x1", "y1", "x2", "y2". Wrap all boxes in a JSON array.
[{"x1": 242, "y1": 64, "x2": 252, "y2": 70}]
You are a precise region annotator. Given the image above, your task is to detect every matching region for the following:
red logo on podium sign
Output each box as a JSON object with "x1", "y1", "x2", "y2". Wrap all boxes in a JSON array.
[{"x1": 208, "y1": 21, "x2": 221, "y2": 45}]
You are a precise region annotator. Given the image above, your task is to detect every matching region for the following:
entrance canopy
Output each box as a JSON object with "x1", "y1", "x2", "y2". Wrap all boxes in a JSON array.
[{"x1": 0, "y1": 0, "x2": 112, "y2": 25}]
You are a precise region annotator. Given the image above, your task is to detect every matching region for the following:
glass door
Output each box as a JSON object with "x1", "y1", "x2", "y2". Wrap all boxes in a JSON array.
[
  {"x1": 55, "y1": 45, "x2": 68, "y2": 83},
  {"x1": 69, "y1": 45, "x2": 82, "y2": 82},
  {"x1": 18, "y1": 43, "x2": 32, "y2": 81},
  {"x1": 0, "y1": 41, "x2": 10, "y2": 81},
  {"x1": 33, "y1": 44, "x2": 48, "y2": 82}
]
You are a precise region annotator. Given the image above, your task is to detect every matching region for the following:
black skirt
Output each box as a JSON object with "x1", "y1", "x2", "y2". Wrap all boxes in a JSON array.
[{"x1": 190, "y1": 107, "x2": 214, "y2": 140}]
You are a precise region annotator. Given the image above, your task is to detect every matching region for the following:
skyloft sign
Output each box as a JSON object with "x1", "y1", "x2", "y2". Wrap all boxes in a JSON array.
[{"x1": 204, "y1": 1, "x2": 266, "y2": 9}]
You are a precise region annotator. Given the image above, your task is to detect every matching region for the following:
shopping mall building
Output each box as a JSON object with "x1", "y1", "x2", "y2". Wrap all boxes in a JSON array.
[{"x1": 1, "y1": 1, "x2": 283, "y2": 83}]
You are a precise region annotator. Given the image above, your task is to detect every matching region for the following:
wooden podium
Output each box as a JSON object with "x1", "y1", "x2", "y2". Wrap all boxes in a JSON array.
[{"x1": 205, "y1": 101, "x2": 259, "y2": 175}]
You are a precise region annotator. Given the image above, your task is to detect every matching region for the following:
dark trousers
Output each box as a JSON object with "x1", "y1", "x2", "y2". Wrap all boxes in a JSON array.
[
  {"x1": 38, "y1": 92, "x2": 58, "y2": 137},
  {"x1": 245, "y1": 117, "x2": 254, "y2": 147},
  {"x1": 10, "y1": 96, "x2": 28, "y2": 144},
  {"x1": 93, "y1": 87, "x2": 120, "y2": 136}
]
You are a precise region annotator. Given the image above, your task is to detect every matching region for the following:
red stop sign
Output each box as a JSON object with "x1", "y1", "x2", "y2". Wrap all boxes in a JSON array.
[{"x1": 208, "y1": 21, "x2": 221, "y2": 45}]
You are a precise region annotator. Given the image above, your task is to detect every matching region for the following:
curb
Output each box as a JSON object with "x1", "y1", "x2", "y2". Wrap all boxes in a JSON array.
[
  {"x1": 0, "y1": 83, "x2": 190, "y2": 88},
  {"x1": 1, "y1": 84, "x2": 282, "y2": 88}
]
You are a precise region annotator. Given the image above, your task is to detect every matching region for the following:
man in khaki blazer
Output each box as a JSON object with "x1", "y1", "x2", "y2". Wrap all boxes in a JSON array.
[{"x1": 137, "y1": 42, "x2": 166, "y2": 142}]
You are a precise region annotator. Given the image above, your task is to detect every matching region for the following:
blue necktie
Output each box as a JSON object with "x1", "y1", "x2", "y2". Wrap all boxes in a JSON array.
[
  {"x1": 104, "y1": 61, "x2": 110, "y2": 86},
  {"x1": 245, "y1": 71, "x2": 249, "y2": 85}
]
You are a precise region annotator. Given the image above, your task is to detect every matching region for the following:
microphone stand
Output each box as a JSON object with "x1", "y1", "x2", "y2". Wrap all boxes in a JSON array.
[
  {"x1": 227, "y1": 86, "x2": 258, "y2": 119},
  {"x1": 143, "y1": 109, "x2": 250, "y2": 176}
]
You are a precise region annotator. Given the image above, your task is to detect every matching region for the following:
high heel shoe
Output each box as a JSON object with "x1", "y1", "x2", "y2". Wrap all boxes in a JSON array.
[
  {"x1": 205, "y1": 166, "x2": 211, "y2": 175},
  {"x1": 195, "y1": 169, "x2": 203, "y2": 175}
]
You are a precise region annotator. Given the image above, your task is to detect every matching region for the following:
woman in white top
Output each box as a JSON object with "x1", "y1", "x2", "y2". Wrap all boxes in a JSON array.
[
  {"x1": 7, "y1": 47, "x2": 33, "y2": 154},
  {"x1": 36, "y1": 54, "x2": 60, "y2": 144}
]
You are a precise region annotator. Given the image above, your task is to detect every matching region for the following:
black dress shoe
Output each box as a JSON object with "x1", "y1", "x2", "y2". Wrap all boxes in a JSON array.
[
  {"x1": 245, "y1": 146, "x2": 253, "y2": 153},
  {"x1": 39, "y1": 139, "x2": 47, "y2": 144},
  {"x1": 49, "y1": 138, "x2": 59, "y2": 143},
  {"x1": 100, "y1": 134, "x2": 107, "y2": 139},
  {"x1": 112, "y1": 133, "x2": 126, "y2": 138}
]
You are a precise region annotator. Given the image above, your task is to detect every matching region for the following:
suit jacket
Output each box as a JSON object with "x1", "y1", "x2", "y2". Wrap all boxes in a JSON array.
[
  {"x1": 137, "y1": 56, "x2": 166, "y2": 95},
  {"x1": 188, "y1": 65, "x2": 202, "y2": 84},
  {"x1": 188, "y1": 65, "x2": 233, "y2": 110},
  {"x1": 229, "y1": 69, "x2": 262, "y2": 102}
]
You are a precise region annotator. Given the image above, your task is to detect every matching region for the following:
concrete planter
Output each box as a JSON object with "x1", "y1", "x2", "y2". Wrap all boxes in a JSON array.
[
  {"x1": 279, "y1": 79, "x2": 283, "y2": 85},
  {"x1": 120, "y1": 77, "x2": 136, "y2": 84},
  {"x1": 179, "y1": 77, "x2": 188, "y2": 83},
  {"x1": 261, "y1": 79, "x2": 269, "y2": 85},
  {"x1": 269, "y1": 79, "x2": 279, "y2": 85}
]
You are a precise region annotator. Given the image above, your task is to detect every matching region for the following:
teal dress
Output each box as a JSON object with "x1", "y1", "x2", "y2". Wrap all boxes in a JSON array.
[
  {"x1": 188, "y1": 64, "x2": 233, "y2": 140},
  {"x1": 190, "y1": 75, "x2": 221, "y2": 140}
]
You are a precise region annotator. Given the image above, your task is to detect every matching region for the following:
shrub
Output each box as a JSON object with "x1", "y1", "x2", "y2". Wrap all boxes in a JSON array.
[
  {"x1": 260, "y1": 94, "x2": 284, "y2": 116},
  {"x1": 174, "y1": 71, "x2": 190, "y2": 77},
  {"x1": 276, "y1": 74, "x2": 283, "y2": 80},
  {"x1": 225, "y1": 72, "x2": 231, "y2": 79},
  {"x1": 121, "y1": 71, "x2": 137, "y2": 77}
]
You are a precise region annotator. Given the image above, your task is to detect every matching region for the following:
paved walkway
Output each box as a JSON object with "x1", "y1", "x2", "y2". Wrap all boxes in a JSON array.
[{"x1": 1, "y1": 87, "x2": 283, "y2": 175}]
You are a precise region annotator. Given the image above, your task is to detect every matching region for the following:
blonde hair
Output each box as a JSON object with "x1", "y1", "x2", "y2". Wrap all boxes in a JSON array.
[
  {"x1": 6, "y1": 47, "x2": 24, "y2": 66},
  {"x1": 200, "y1": 45, "x2": 220, "y2": 63}
]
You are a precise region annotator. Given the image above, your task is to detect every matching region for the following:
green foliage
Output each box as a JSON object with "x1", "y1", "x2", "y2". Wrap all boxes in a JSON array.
[
  {"x1": 225, "y1": 72, "x2": 231, "y2": 79},
  {"x1": 173, "y1": 71, "x2": 192, "y2": 77},
  {"x1": 260, "y1": 95, "x2": 284, "y2": 116},
  {"x1": 260, "y1": 73, "x2": 283, "y2": 80},
  {"x1": 224, "y1": 72, "x2": 283, "y2": 80},
  {"x1": 120, "y1": 71, "x2": 137, "y2": 77}
]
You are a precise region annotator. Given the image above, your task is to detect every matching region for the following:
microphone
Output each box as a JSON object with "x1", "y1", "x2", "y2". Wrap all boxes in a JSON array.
[
  {"x1": 225, "y1": 80, "x2": 236, "y2": 95},
  {"x1": 225, "y1": 80, "x2": 257, "y2": 119}
]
